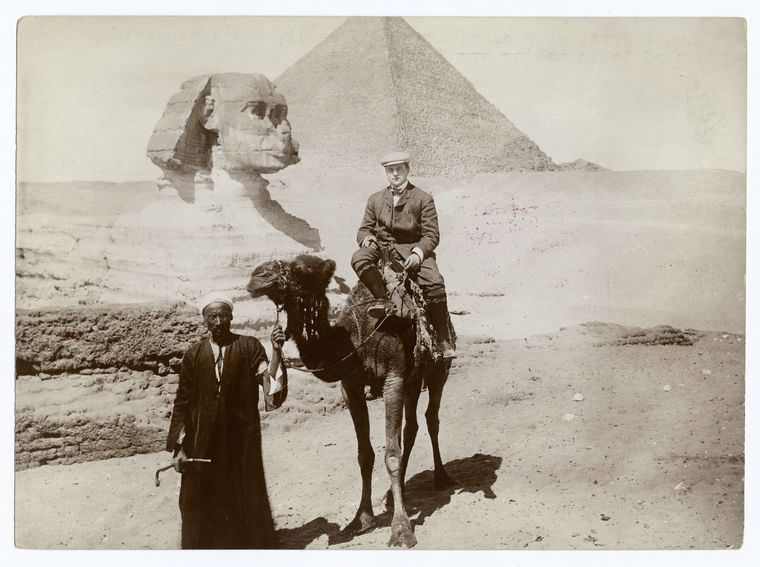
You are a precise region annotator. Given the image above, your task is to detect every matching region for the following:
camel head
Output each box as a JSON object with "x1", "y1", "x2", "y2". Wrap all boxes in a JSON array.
[
  {"x1": 248, "y1": 255, "x2": 336, "y2": 305},
  {"x1": 248, "y1": 255, "x2": 336, "y2": 342}
]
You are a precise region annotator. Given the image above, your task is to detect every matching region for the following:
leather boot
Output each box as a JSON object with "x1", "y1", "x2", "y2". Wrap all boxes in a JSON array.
[
  {"x1": 427, "y1": 300, "x2": 456, "y2": 359},
  {"x1": 358, "y1": 266, "x2": 393, "y2": 318}
]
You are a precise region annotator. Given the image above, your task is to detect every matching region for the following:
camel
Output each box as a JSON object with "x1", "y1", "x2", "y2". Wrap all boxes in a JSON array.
[{"x1": 248, "y1": 254, "x2": 455, "y2": 548}]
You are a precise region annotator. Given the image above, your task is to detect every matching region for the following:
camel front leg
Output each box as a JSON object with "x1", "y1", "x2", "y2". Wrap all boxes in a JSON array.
[
  {"x1": 384, "y1": 371, "x2": 417, "y2": 548},
  {"x1": 382, "y1": 374, "x2": 422, "y2": 513},
  {"x1": 341, "y1": 380, "x2": 376, "y2": 535},
  {"x1": 426, "y1": 366, "x2": 456, "y2": 490}
]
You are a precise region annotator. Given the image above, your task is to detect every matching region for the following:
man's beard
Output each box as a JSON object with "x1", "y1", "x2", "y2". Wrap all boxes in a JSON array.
[{"x1": 211, "y1": 327, "x2": 231, "y2": 342}]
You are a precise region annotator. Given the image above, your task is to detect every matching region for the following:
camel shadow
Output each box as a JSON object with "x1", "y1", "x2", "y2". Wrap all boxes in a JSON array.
[
  {"x1": 276, "y1": 516, "x2": 343, "y2": 550},
  {"x1": 276, "y1": 453, "x2": 501, "y2": 548},
  {"x1": 397, "y1": 452, "x2": 502, "y2": 528}
]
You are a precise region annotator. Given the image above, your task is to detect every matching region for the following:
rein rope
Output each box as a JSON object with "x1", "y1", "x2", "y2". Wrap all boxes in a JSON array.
[
  {"x1": 273, "y1": 273, "x2": 408, "y2": 375},
  {"x1": 277, "y1": 309, "x2": 391, "y2": 374}
]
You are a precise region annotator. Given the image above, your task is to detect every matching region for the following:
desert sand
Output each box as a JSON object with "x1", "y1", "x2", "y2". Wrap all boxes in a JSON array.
[
  {"x1": 14, "y1": 167, "x2": 745, "y2": 549},
  {"x1": 15, "y1": 325, "x2": 743, "y2": 549}
]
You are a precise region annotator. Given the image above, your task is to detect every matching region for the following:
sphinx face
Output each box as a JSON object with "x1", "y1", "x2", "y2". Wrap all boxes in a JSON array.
[
  {"x1": 147, "y1": 73, "x2": 299, "y2": 176},
  {"x1": 203, "y1": 74, "x2": 299, "y2": 173}
]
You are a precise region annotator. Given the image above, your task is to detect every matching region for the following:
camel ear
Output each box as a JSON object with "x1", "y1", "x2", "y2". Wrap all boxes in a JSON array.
[
  {"x1": 323, "y1": 259, "x2": 336, "y2": 280},
  {"x1": 146, "y1": 75, "x2": 212, "y2": 171},
  {"x1": 290, "y1": 255, "x2": 335, "y2": 294}
]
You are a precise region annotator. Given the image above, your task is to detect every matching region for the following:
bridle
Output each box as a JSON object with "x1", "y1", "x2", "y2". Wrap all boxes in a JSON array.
[{"x1": 271, "y1": 261, "x2": 409, "y2": 375}]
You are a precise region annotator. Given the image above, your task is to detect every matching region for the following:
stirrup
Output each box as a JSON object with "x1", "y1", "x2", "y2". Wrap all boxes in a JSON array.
[
  {"x1": 436, "y1": 340, "x2": 457, "y2": 359},
  {"x1": 367, "y1": 300, "x2": 392, "y2": 319}
]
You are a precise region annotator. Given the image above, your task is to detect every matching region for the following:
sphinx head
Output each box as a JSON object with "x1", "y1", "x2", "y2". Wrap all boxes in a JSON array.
[{"x1": 147, "y1": 73, "x2": 299, "y2": 176}]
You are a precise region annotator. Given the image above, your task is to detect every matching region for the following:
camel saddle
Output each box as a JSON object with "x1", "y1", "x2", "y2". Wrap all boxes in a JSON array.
[{"x1": 377, "y1": 249, "x2": 450, "y2": 366}]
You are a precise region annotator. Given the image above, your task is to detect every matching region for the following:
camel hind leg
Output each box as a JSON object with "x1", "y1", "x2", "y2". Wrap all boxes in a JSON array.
[
  {"x1": 341, "y1": 380, "x2": 376, "y2": 535},
  {"x1": 425, "y1": 362, "x2": 456, "y2": 490},
  {"x1": 400, "y1": 373, "x2": 423, "y2": 489}
]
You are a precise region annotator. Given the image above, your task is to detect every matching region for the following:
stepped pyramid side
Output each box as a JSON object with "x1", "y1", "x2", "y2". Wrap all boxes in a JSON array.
[
  {"x1": 386, "y1": 18, "x2": 554, "y2": 175},
  {"x1": 275, "y1": 18, "x2": 402, "y2": 173},
  {"x1": 275, "y1": 17, "x2": 553, "y2": 176}
]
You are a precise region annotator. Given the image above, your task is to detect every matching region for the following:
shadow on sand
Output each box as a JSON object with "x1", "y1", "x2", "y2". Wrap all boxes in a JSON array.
[{"x1": 276, "y1": 452, "x2": 502, "y2": 549}]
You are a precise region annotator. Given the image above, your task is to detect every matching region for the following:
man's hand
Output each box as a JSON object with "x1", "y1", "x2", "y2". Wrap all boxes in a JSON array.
[
  {"x1": 270, "y1": 324, "x2": 286, "y2": 352},
  {"x1": 403, "y1": 252, "x2": 422, "y2": 273},
  {"x1": 362, "y1": 235, "x2": 379, "y2": 249},
  {"x1": 171, "y1": 445, "x2": 187, "y2": 473}
]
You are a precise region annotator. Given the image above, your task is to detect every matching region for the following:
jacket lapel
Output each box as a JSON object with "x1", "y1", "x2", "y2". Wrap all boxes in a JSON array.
[
  {"x1": 395, "y1": 184, "x2": 413, "y2": 210},
  {"x1": 382, "y1": 187, "x2": 393, "y2": 213}
]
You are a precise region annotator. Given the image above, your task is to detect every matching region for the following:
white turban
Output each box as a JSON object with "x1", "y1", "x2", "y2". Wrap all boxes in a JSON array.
[{"x1": 198, "y1": 292, "x2": 234, "y2": 315}]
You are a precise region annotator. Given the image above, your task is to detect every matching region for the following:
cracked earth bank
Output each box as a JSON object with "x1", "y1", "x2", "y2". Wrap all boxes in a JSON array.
[{"x1": 15, "y1": 323, "x2": 744, "y2": 549}]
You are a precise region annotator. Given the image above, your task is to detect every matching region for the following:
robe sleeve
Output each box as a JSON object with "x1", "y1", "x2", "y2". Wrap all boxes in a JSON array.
[
  {"x1": 166, "y1": 347, "x2": 195, "y2": 452},
  {"x1": 249, "y1": 337, "x2": 288, "y2": 412}
]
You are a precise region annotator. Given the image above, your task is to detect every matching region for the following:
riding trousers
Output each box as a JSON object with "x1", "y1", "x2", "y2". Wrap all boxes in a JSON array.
[{"x1": 351, "y1": 245, "x2": 447, "y2": 302}]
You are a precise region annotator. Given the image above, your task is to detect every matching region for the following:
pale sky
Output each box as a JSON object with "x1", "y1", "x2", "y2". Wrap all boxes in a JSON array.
[{"x1": 16, "y1": 16, "x2": 746, "y2": 182}]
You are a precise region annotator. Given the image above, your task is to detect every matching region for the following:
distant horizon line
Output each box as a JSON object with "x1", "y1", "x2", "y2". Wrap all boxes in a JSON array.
[{"x1": 16, "y1": 167, "x2": 747, "y2": 185}]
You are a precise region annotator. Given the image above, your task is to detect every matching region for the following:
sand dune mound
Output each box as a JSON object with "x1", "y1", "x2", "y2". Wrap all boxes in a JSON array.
[
  {"x1": 553, "y1": 159, "x2": 608, "y2": 172},
  {"x1": 566, "y1": 322, "x2": 700, "y2": 347}
]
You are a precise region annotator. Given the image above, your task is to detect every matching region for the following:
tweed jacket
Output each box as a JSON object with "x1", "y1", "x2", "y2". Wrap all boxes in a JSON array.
[{"x1": 356, "y1": 183, "x2": 440, "y2": 258}]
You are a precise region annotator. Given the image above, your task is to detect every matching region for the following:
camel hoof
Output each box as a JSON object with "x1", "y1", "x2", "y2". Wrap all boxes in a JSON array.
[
  {"x1": 345, "y1": 511, "x2": 375, "y2": 535},
  {"x1": 388, "y1": 522, "x2": 417, "y2": 548},
  {"x1": 434, "y1": 471, "x2": 457, "y2": 491}
]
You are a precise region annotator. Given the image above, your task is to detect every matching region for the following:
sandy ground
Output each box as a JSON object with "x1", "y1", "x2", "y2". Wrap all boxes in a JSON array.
[
  {"x1": 16, "y1": 170, "x2": 746, "y2": 341},
  {"x1": 14, "y1": 169, "x2": 746, "y2": 549},
  {"x1": 15, "y1": 325, "x2": 744, "y2": 550}
]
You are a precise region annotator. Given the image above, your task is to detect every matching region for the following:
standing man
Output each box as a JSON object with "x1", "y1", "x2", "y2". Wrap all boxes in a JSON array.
[
  {"x1": 166, "y1": 293, "x2": 287, "y2": 549},
  {"x1": 351, "y1": 151, "x2": 456, "y2": 359}
]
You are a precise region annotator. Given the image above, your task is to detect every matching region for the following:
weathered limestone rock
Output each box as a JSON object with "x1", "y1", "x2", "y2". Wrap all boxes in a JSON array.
[
  {"x1": 62, "y1": 73, "x2": 323, "y2": 309},
  {"x1": 15, "y1": 302, "x2": 205, "y2": 375},
  {"x1": 147, "y1": 73, "x2": 300, "y2": 174}
]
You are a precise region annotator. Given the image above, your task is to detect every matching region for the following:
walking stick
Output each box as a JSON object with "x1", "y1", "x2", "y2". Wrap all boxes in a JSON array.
[{"x1": 154, "y1": 459, "x2": 212, "y2": 486}]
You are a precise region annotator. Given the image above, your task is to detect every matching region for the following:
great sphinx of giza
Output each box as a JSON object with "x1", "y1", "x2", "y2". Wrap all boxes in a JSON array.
[
  {"x1": 98, "y1": 73, "x2": 321, "y2": 308},
  {"x1": 147, "y1": 73, "x2": 301, "y2": 185}
]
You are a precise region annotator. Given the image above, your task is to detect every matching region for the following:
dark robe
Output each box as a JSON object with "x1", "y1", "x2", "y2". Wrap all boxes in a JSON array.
[{"x1": 166, "y1": 333, "x2": 284, "y2": 549}]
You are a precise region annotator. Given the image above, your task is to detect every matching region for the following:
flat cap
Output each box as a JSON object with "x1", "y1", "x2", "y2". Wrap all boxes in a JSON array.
[{"x1": 380, "y1": 151, "x2": 411, "y2": 167}]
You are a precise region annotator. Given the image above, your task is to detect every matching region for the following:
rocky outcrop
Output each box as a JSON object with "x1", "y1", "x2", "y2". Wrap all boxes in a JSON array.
[
  {"x1": 16, "y1": 302, "x2": 205, "y2": 375},
  {"x1": 15, "y1": 370, "x2": 178, "y2": 469},
  {"x1": 552, "y1": 159, "x2": 608, "y2": 171},
  {"x1": 14, "y1": 301, "x2": 348, "y2": 470}
]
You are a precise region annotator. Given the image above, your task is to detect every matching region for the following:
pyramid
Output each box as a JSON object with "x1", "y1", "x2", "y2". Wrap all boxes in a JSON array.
[{"x1": 275, "y1": 17, "x2": 554, "y2": 177}]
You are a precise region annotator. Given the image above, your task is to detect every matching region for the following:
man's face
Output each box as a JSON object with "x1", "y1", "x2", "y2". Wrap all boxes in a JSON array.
[
  {"x1": 385, "y1": 163, "x2": 409, "y2": 189},
  {"x1": 204, "y1": 303, "x2": 233, "y2": 340}
]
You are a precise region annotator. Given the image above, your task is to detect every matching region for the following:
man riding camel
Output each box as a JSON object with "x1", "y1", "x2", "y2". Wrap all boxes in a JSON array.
[{"x1": 351, "y1": 151, "x2": 456, "y2": 359}]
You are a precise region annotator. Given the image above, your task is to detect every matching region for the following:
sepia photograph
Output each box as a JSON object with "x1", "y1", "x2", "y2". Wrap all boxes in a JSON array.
[{"x1": 8, "y1": 4, "x2": 753, "y2": 558}]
